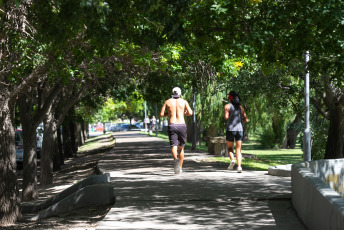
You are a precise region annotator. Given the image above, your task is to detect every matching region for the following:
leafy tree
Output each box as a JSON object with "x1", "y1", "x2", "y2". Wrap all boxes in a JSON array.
[
  {"x1": 17, "y1": 81, "x2": 61, "y2": 201},
  {"x1": 181, "y1": 0, "x2": 344, "y2": 158},
  {"x1": 0, "y1": 0, "x2": 181, "y2": 224},
  {"x1": 123, "y1": 91, "x2": 144, "y2": 125},
  {"x1": 249, "y1": 0, "x2": 344, "y2": 158},
  {"x1": 0, "y1": 1, "x2": 42, "y2": 224},
  {"x1": 93, "y1": 98, "x2": 126, "y2": 123}
]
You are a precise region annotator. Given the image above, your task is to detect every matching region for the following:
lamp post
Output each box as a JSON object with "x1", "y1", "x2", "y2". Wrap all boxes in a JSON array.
[
  {"x1": 144, "y1": 101, "x2": 147, "y2": 133},
  {"x1": 192, "y1": 86, "x2": 196, "y2": 150},
  {"x1": 304, "y1": 51, "x2": 311, "y2": 161}
]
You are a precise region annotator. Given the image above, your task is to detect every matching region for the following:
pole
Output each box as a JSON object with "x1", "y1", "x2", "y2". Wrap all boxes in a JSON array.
[
  {"x1": 304, "y1": 51, "x2": 311, "y2": 161},
  {"x1": 144, "y1": 101, "x2": 147, "y2": 132},
  {"x1": 155, "y1": 103, "x2": 158, "y2": 137},
  {"x1": 192, "y1": 86, "x2": 196, "y2": 150}
]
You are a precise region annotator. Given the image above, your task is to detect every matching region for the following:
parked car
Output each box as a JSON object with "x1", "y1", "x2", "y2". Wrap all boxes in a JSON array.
[
  {"x1": 130, "y1": 124, "x2": 140, "y2": 130},
  {"x1": 119, "y1": 124, "x2": 131, "y2": 131},
  {"x1": 36, "y1": 128, "x2": 43, "y2": 158},
  {"x1": 135, "y1": 122, "x2": 143, "y2": 129},
  {"x1": 110, "y1": 123, "x2": 125, "y2": 132},
  {"x1": 110, "y1": 124, "x2": 119, "y2": 132},
  {"x1": 15, "y1": 130, "x2": 24, "y2": 165},
  {"x1": 119, "y1": 124, "x2": 140, "y2": 131},
  {"x1": 15, "y1": 128, "x2": 44, "y2": 163},
  {"x1": 93, "y1": 124, "x2": 104, "y2": 132}
]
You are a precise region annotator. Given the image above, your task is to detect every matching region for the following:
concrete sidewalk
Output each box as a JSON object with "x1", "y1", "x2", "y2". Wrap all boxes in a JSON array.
[{"x1": 96, "y1": 131, "x2": 306, "y2": 230}]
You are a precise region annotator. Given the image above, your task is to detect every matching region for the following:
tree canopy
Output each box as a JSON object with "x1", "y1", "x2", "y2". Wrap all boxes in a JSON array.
[{"x1": 1, "y1": 0, "x2": 344, "y2": 225}]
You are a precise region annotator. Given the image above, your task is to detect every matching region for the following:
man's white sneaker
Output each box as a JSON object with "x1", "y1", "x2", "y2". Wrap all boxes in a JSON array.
[
  {"x1": 228, "y1": 160, "x2": 235, "y2": 170},
  {"x1": 237, "y1": 166, "x2": 242, "y2": 173},
  {"x1": 174, "y1": 159, "x2": 180, "y2": 174}
]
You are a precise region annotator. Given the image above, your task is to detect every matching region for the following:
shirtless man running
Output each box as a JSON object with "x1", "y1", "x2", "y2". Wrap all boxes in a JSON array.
[{"x1": 160, "y1": 87, "x2": 193, "y2": 174}]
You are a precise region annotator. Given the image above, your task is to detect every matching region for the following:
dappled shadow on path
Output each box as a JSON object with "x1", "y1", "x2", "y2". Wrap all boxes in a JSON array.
[{"x1": 97, "y1": 132, "x2": 306, "y2": 229}]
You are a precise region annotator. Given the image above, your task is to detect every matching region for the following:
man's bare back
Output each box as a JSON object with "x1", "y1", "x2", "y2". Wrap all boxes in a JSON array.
[{"x1": 160, "y1": 98, "x2": 193, "y2": 124}]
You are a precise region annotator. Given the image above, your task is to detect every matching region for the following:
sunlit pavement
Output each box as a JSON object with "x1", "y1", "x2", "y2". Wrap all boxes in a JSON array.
[
  {"x1": 96, "y1": 131, "x2": 306, "y2": 230},
  {"x1": 89, "y1": 131, "x2": 105, "y2": 137}
]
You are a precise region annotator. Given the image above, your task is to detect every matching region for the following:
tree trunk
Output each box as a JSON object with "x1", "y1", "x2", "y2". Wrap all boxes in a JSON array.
[
  {"x1": 271, "y1": 110, "x2": 285, "y2": 146},
  {"x1": 0, "y1": 98, "x2": 21, "y2": 225},
  {"x1": 319, "y1": 75, "x2": 344, "y2": 159},
  {"x1": 206, "y1": 124, "x2": 218, "y2": 136},
  {"x1": 52, "y1": 128, "x2": 60, "y2": 171},
  {"x1": 205, "y1": 124, "x2": 218, "y2": 154},
  {"x1": 196, "y1": 119, "x2": 202, "y2": 145},
  {"x1": 77, "y1": 122, "x2": 83, "y2": 146},
  {"x1": 85, "y1": 122, "x2": 89, "y2": 139},
  {"x1": 325, "y1": 107, "x2": 344, "y2": 159},
  {"x1": 186, "y1": 117, "x2": 193, "y2": 143},
  {"x1": 81, "y1": 121, "x2": 86, "y2": 144},
  {"x1": 63, "y1": 122, "x2": 74, "y2": 158},
  {"x1": 70, "y1": 120, "x2": 78, "y2": 154},
  {"x1": 282, "y1": 115, "x2": 301, "y2": 149},
  {"x1": 186, "y1": 117, "x2": 201, "y2": 145},
  {"x1": 21, "y1": 128, "x2": 38, "y2": 201},
  {"x1": 40, "y1": 105, "x2": 56, "y2": 185},
  {"x1": 18, "y1": 95, "x2": 38, "y2": 202},
  {"x1": 57, "y1": 126, "x2": 64, "y2": 166}
]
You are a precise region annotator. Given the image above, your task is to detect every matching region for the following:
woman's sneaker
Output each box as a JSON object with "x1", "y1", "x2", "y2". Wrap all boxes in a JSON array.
[
  {"x1": 237, "y1": 166, "x2": 242, "y2": 173},
  {"x1": 174, "y1": 159, "x2": 180, "y2": 174},
  {"x1": 228, "y1": 160, "x2": 235, "y2": 170}
]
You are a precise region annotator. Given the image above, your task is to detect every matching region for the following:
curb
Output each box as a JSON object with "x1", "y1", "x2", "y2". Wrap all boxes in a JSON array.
[
  {"x1": 268, "y1": 164, "x2": 292, "y2": 177},
  {"x1": 29, "y1": 183, "x2": 115, "y2": 221},
  {"x1": 21, "y1": 173, "x2": 115, "y2": 221}
]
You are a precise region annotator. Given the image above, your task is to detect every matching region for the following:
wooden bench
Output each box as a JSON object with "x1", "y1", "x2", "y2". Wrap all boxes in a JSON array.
[{"x1": 208, "y1": 136, "x2": 228, "y2": 157}]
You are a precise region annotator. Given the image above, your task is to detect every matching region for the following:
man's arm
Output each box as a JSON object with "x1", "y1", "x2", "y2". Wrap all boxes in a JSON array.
[
  {"x1": 160, "y1": 102, "x2": 167, "y2": 117},
  {"x1": 184, "y1": 101, "x2": 193, "y2": 116},
  {"x1": 224, "y1": 104, "x2": 230, "y2": 120}
]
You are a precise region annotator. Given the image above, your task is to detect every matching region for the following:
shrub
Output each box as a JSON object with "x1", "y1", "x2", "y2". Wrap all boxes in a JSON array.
[{"x1": 259, "y1": 127, "x2": 278, "y2": 148}]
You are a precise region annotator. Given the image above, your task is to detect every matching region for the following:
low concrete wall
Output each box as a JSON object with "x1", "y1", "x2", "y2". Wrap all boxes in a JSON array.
[
  {"x1": 292, "y1": 160, "x2": 344, "y2": 230},
  {"x1": 268, "y1": 164, "x2": 292, "y2": 177},
  {"x1": 30, "y1": 184, "x2": 115, "y2": 221},
  {"x1": 21, "y1": 173, "x2": 111, "y2": 213}
]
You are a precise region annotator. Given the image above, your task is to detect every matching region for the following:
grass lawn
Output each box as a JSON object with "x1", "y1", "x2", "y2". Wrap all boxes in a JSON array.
[
  {"x1": 147, "y1": 131, "x2": 304, "y2": 171},
  {"x1": 78, "y1": 133, "x2": 116, "y2": 154}
]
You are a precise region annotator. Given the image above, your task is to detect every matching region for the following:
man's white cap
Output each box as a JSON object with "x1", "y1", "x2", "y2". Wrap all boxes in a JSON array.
[{"x1": 172, "y1": 87, "x2": 182, "y2": 98}]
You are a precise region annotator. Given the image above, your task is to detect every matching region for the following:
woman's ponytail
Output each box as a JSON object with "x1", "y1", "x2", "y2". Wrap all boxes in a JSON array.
[{"x1": 229, "y1": 91, "x2": 241, "y2": 109}]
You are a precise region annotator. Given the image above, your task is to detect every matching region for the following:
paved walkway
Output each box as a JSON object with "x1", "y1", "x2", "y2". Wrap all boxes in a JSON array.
[{"x1": 96, "y1": 131, "x2": 306, "y2": 230}]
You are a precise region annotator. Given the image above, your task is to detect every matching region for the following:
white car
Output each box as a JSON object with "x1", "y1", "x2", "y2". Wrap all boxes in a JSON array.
[
  {"x1": 15, "y1": 130, "x2": 24, "y2": 164},
  {"x1": 15, "y1": 128, "x2": 44, "y2": 164}
]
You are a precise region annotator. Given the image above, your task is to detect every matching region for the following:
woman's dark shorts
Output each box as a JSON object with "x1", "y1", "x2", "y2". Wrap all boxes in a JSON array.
[
  {"x1": 168, "y1": 124, "x2": 187, "y2": 147},
  {"x1": 226, "y1": 131, "x2": 244, "y2": 142}
]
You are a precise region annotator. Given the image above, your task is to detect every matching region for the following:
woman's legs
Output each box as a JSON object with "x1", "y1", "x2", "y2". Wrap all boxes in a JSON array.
[
  {"x1": 226, "y1": 141, "x2": 236, "y2": 170},
  {"x1": 235, "y1": 140, "x2": 243, "y2": 172},
  {"x1": 235, "y1": 140, "x2": 242, "y2": 167},
  {"x1": 226, "y1": 141, "x2": 235, "y2": 161},
  {"x1": 227, "y1": 140, "x2": 243, "y2": 172}
]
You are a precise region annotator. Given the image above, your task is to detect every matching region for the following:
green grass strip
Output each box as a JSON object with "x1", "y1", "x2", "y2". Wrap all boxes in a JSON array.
[
  {"x1": 78, "y1": 133, "x2": 116, "y2": 154},
  {"x1": 147, "y1": 131, "x2": 303, "y2": 171}
]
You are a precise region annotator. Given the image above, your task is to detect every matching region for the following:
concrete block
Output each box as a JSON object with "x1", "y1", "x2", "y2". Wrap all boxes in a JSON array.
[
  {"x1": 30, "y1": 184, "x2": 115, "y2": 221},
  {"x1": 268, "y1": 164, "x2": 292, "y2": 177},
  {"x1": 292, "y1": 161, "x2": 344, "y2": 230},
  {"x1": 209, "y1": 137, "x2": 227, "y2": 157},
  {"x1": 21, "y1": 173, "x2": 111, "y2": 213}
]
